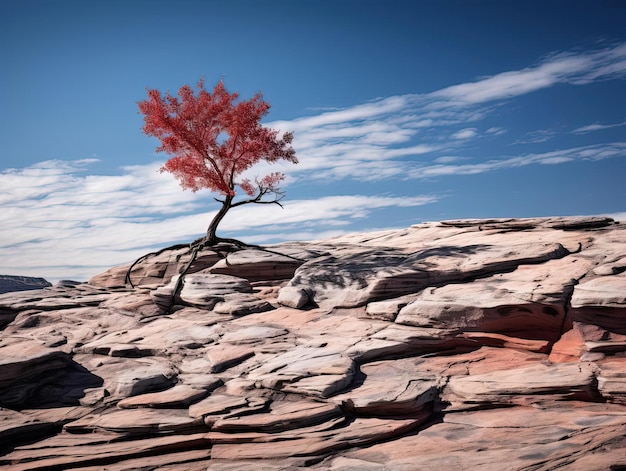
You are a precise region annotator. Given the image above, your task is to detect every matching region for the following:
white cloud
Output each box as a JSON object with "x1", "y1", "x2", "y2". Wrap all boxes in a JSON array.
[
  {"x1": 0, "y1": 159, "x2": 438, "y2": 282},
  {"x1": 407, "y1": 143, "x2": 626, "y2": 179},
  {"x1": 3, "y1": 42, "x2": 626, "y2": 283},
  {"x1": 572, "y1": 120, "x2": 626, "y2": 134},
  {"x1": 486, "y1": 127, "x2": 506, "y2": 135},
  {"x1": 514, "y1": 129, "x2": 557, "y2": 145},
  {"x1": 451, "y1": 128, "x2": 478, "y2": 140},
  {"x1": 431, "y1": 43, "x2": 626, "y2": 106},
  {"x1": 261, "y1": 43, "x2": 626, "y2": 183}
]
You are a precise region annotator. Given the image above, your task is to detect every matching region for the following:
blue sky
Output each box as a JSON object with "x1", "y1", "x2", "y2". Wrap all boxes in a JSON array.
[{"x1": 1, "y1": 0, "x2": 625, "y2": 282}]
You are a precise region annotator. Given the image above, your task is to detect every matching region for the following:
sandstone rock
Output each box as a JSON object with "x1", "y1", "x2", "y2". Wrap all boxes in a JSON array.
[
  {"x1": 212, "y1": 399, "x2": 341, "y2": 432},
  {"x1": 596, "y1": 358, "x2": 626, "y2": 404},
  {"x1": 177, "y1": 273, "x2": 253, "y2": 308},
  {"x1": 364, "y1": 294, "x2": 414, "y2": 321},
  {"x1": 571, "y1": 273, "x2": 626, "y2": 307},
  {"x1": 276, "y1": 285, "x2": 310, "y2": 308},
  {"x1": 208, "y1": 417, "x2": 420, "y2": 461},
  {"x1": 329, "y1": 404, "x2": 626, "y2": 470},
  {"x1": 570, "y1": 273, "x2": 626, "y2": 333},
  {"x1": 219, "y1": 325, "x2": 288, "y2": 345},
  {"x1": 116, "y1": 384, "x2": 208, "y2": 409},
  {"x1": 64, "y1": 407, "x2": 206, "y2": 434},
  {"x1": 205, "y1": 343, "x2": 256, "y2": 373},
  {"x1": 1, "y1": 432, "x2": 210, "y2": 470},
  {"x1": 280, "y1": 241, "x2": 570, "y2": 309},
  {"x1": 333, "y1": 360, "x2": 438, "y2": 417},
  {"x1": 188, "y1": 393, "x2": 254, "y2": 419},
  {"x1": 72, "y1": 355, "x2": 178, "y2": 400},
  {"x1": 247, "y1": 347, "x2": 356, "y2": 397},
  {"x1": 1, "y1": 217, "x2": 625, "y2": 469},
  {"x1": 0, "y1": 408, "x2": 56, "y2": 452},
  {"x1": 549, "y1": 321, "x2": 621, "y2": 362},
  {"x1": 89, "y1": 245, "x2": 206, "y2": 289},
  {"x1": 444, "y1": 362, "x2": 599, "y2": 409},
  {"x1": 0, "y1": 341, "x2": 71, "y2": 408},
  {"x1": 209, "y1": 248, "x2": 307, "y2": 281},
  {"x1": 0, "y1": 284, "x2": 112, "y2": 311},
  {"x1": 213, "y1": 293, "x2": 274, "y2": 316}
]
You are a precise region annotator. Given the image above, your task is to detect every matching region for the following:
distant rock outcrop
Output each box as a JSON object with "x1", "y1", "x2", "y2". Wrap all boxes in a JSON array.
[
  {"x1": 1, "y1": 216, "x2": 625, "y2": 469},
  {"x1": 0, "y1": 275, "x2": 51, "y2": 294}
]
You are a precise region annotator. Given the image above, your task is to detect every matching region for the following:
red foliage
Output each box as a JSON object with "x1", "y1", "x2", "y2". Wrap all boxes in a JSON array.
[{"x1": 138, "y1": 78, "x2": 297, "y2": 198}]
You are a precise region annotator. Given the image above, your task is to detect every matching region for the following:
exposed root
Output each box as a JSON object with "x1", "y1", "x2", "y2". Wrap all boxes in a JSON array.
[{"x1": 125, "y1": 243, "x2": 191, "y2": 288}]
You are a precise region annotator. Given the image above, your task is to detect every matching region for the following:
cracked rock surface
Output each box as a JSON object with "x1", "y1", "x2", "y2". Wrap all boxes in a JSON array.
[{"x1": 1, "y1": 216, "x2": 625, "y2": 470}]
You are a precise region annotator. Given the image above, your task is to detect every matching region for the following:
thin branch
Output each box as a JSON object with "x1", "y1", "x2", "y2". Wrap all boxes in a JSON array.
[{"x1": 230, "y1": 184, "x2": 285, "y2": 208}]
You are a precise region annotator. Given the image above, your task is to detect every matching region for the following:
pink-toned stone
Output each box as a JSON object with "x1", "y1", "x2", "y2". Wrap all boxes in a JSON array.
[
  {"x1": 63, "y1": 408, "x2": 205, "y2": 434},
  {"x1": 212, "y1": 399, "x2": 341, "y2": 432},
  {"x1": 1, "y1": 217, "x2": 625, "y2": 469},
  {"x1": 209, "y1": 248, "x2": 307, "y2": 281},
  {"x1": 116, "y1": 384, "x2": 208, "y2": 409},
  {"x1": 444, "y1": 362, "x2": 598, "y2": 409},
  {"x1": 2, "y1": 432, "x2": 209, "y2": 470},
  {"x1": 208, "y1": 417, "x2": 420, "y2": 460}
]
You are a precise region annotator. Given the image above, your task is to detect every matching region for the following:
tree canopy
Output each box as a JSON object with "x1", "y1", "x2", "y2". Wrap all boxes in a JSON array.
[{"x1": 138, "y1": 78, "x2": 297, "y2": 245}]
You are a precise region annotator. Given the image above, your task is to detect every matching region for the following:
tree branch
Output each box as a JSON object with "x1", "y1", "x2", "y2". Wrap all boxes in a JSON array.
[{"x1": 230, "y1": 183, "x2": 285, "y2": 208}]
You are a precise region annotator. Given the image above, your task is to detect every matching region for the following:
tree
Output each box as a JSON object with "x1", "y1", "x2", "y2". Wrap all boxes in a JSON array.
[{"x1": 138, "y1": 78, "x2": 298, "y2": 246}]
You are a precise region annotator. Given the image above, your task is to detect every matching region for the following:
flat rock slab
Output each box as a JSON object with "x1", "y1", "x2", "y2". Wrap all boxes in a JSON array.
[
  {"x1": 280, "y1": 241, "x2": 569, "y2": 309},
  {"x1": 395, "y1": 256, "x2": 592, "y2": 342},
  {"x1": 247, "y1": 347, "x2": 356, "y2": 397},
  {"x1": 333, "y1": 360, "x2": 438, "y2": 416},
  {"x1": 212, "y1": 400, "x2": 342, "y2": 432},
  {"x1": 597, "y1": 358, "x2": 626, "y2": 404},
  {"x1": 0, "y1": 408, "x2": 56, "y2": 447},
  {"x1": 0, "y1": 341, "x2": 70, "y2": 388},
  {"x1": 116, "y1": 384, "x2": 209, "y2": 409},
  {"x1": 179, "y1": 274, "x2": 254, "y2": 309},
  {"x1": 444, "y1": 362, "x2": 598, "y2": 408},
  {"x1": 73, "y1": 355, "x2": 178, "y2": 399},
  {"x1": 2, "y1": 432, "x2": 209, "y2": 470},
  {"x1": 205, "y1": 343, "x2": 256, "y2": 373},
  {"x1": 64, "y1": 408, "x2": 206, "y2": 434},
  {"x1": 329, "y1": 404, "x2": 626, "y2": 470},
  {"x1": 208, "y1": 417, "x2": 420, "y2": 460},
  {"x1": 571, "y1": 274, "x2": 626, "y2": 307}
]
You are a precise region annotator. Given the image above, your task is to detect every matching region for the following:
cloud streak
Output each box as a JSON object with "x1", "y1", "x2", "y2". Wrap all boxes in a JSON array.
[
  {"x1": 572, "y1": 120, "x2": 626, "y2": 134},
  {"x1": 0, "y1": 159, "x2": 438, "y2": 282},
  {"x1": 2, "y1": 42, "x2": 625, "y2": 282},
  {"x1": 406, "y1": 143, "x2": 626, "y2": 178},
  {"x1": 268, "y1": 42, "x2": 626, "y2": 183}
]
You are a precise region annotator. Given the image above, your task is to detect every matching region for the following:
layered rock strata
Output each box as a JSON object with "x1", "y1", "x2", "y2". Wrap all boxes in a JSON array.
[{"x1": 0, "y1": 216, "x2": 625, "y2": 470}]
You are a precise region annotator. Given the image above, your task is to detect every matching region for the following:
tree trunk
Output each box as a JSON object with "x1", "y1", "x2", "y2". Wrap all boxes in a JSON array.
[{"x1": 205, "y1": 195, "x2": 233, "y2": 245}]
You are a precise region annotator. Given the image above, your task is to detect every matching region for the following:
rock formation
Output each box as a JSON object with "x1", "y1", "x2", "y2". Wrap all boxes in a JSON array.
[
  {"x1": 0, "y1": 216, "x2": 625, "y2": 470},
  {"x1": 0, "y1": 275, "x2": 51, "y2": 295}
]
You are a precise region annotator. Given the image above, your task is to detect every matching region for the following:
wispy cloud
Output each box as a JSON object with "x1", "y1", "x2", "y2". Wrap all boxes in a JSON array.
[
  {"x1": 514, "y1": 129, "x2": 558, "y2": 145},
  {"x1": 268, "y1": 42, "x2": 626, "y2": 183},
  {"x1": 572, "y1": 120, "x2": 626, "y2": 134},
  {"x1": 486, "y1": 127, "x2": 506, "y2": 136},
  {"x1": 431, "y1": 43, "x2": 626, "y2": 105},
  {"x1": 451, "y1": 128, "x2": 478, "y2": 140},
  {"x1": 406, "y1": 143, "x2": 626, "y2": 178},
  {"x1": 0, "y1": 160, "x2": 438, "y2": 282},
  {"x1": 2, "y1": 42, "x2": 625, "y2": 282}
]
